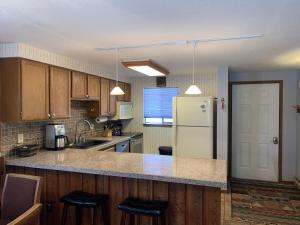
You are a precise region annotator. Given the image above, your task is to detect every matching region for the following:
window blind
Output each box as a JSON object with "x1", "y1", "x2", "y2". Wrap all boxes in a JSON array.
[{"x1": 144, "y1": 87, "x2": 179, "y2": 118}]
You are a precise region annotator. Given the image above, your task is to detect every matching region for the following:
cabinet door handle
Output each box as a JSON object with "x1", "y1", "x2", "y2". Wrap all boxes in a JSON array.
[
  {"x1": 48, "y1": 114, "x2": 51, "y2": 119},
  {"x1": 52, "y1": 113, "x2": 56, "y2": 118},
  {"x1": 86, "y1": 94, "x2": 89, "y2": 98}
]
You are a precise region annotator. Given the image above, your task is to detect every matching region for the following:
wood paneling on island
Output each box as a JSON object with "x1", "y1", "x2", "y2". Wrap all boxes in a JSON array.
[{"x1": 7, "y1": 166, "x2": 221, "y2": 225}]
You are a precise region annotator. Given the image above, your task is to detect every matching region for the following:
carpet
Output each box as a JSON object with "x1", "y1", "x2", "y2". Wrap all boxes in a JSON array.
[{"x1": 231, "y1": 179, "x2": 300, "y2": 225}]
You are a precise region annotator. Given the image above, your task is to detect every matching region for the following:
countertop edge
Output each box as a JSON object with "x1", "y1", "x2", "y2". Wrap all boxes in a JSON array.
[
  {"x1": 6, "y1": 160, "x2": 227, "y2": 190},
  {"x1": 80, "y1": 136, "x2": 131, "y2": 151}
]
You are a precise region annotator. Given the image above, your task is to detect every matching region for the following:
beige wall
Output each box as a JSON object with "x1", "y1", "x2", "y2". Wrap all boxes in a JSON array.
[{"x1": 123, "y1": 71, "x2": 218, "y2": 154}]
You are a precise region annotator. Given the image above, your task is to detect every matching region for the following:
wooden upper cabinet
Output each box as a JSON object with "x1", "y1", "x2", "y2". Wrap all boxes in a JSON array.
[
  {"x1": 87, "y1": 75, "x2": 100, "y2": 99},
  {"x1": 71, "y1": 71, "x2": 87, "y2": 99},
  {"x1": 0, "y1": 58, "x2": 22, "y2": 122},
  {"x1": 116, "y1": 82, "x2": 125, "y2": 101},
  {"x1": 109, "y1": 80, "x2": 116, "y2": 115},
  {"x1": 116, "y1": 82, "x2": 131, "y2": 102},
  {"x1": 49, "y1": 66, "x2": 71, "y2": 119},
  {"x1": 0, "y1": 58, "x2": 73, "y2": 122},
  {"x1": 124, "y1": 83, "x2": 131, "y2": 102},
  {"x1": 100, "y1": 78, "x2": 110, "y2": 116},
  {"x1": 71, "y1": 72, "x2": 101, "y2": 100},
  {"x1": 87, "y1": 79, "x2": 118, "y2": 118},
  {"x1": 21, "y1": 60, "x2": 49, "y2": 121}
]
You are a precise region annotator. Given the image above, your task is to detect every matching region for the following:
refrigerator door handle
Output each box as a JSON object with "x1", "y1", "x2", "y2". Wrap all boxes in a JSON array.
[
  {"x1": 172, "y1": 125, "x2": 177, "y2": 156},
  {"x1": 172, "y1": 97, "x2": 177, "y2": 125}
]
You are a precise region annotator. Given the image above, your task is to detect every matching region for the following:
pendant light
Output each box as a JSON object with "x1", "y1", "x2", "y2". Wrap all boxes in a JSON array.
[
  {"x1": 110, "y1": 48, "x2": 125, "y2": 95},
  {"x1": 185, "y1": 41, "x2": 202, "y2": 95}
]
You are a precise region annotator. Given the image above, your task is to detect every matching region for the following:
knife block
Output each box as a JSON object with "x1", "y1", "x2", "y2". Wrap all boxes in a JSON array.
[{"x1": 102, "y1": 128, "x2": 112, "y2": 137}]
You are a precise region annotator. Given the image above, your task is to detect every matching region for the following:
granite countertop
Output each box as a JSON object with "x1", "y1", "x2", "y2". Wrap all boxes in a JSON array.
[{"x1": 6, "y1": 145, "x2": 227, "y2": 190}]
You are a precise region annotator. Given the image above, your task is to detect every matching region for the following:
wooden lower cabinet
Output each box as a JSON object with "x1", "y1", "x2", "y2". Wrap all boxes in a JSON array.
[{"x1": 7, "y1": 166, "x2": 221, "y2": 225}]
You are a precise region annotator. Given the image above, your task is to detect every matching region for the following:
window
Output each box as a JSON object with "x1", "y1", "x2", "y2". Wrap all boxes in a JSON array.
[{"x1": 143, "y1": 87, "x2": 179, "y2": 125}]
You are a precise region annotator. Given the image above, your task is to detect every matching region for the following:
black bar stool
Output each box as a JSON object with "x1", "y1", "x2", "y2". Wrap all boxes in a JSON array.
[
  {"x1": 60, "y1": 191, "x2": 109, "y2": 225},
  {"x1": 118, "y1": 198, "x2": 168, "y2": 225},
  {"x1": 159, "y1": 146, "x2": 172, "y2": 156}
]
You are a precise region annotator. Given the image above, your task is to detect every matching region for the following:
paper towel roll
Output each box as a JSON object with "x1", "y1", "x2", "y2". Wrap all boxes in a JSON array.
[{"x1": 95, "y1": 116, "x2": 108, "y2": 123}]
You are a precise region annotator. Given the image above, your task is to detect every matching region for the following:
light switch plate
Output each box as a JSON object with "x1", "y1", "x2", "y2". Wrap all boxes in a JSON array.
[{"x1": 17, "y1": 134, "x2": 24, "y2": 144}]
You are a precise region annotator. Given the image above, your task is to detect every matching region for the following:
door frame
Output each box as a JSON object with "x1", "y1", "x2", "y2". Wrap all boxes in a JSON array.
[{"x1": 228, "y1": 80, "x2": 283, "y2": 182}]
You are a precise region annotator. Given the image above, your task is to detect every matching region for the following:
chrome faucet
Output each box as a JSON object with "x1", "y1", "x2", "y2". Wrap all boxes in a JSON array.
[{"x1": 75, "y1": 119, "x2": 94, "y2": 144}]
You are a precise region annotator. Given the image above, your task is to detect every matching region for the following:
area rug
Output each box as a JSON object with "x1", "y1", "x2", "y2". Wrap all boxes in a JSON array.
[{"x1": 231, "y1": 179, "x2": 300, "y2": 225}]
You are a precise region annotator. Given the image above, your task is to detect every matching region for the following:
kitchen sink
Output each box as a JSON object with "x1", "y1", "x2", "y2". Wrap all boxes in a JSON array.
[{"x1": 71, "y1": 140, "x2": 110, "y2": 149}]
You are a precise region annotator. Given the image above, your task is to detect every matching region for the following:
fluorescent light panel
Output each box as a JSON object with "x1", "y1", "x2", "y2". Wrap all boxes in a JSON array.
[
  {"x1": 128, "y1": 66, "x2": 164, "y2": 76},
  {"x1": 122, "y1": 60, "x2": 169, "y2": 77}
]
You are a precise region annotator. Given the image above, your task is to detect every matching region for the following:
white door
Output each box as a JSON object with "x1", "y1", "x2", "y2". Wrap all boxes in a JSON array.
[{"x1": 232, "y1": 83, "x2": 280, "y2": 182}]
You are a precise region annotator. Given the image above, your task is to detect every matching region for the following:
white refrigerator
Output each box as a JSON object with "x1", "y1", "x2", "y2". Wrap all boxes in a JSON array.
[{"x1": 172, "y1": 96, "x2": 216, "y2": 159}]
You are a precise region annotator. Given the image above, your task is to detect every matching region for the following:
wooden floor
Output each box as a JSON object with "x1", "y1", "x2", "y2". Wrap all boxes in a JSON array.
[{"x1": 221, "y1": 192, "x2": 232, "y2": 225}]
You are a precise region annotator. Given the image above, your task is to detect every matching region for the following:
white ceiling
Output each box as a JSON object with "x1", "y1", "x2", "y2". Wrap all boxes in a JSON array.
[{"x1": 1, "y1": 0, "x2": 300, "y2": 77}]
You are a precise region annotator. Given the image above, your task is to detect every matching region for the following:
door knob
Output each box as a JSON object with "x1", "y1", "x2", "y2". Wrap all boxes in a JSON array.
[{"x1": 273, "y1": 137, "x2": 279, "y2": 144}]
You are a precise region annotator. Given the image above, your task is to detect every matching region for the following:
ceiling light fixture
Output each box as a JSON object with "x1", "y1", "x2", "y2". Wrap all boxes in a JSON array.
[
  {"x1": 185, "y1": 41, "x2": 202, "y2": 95},
  {"x1": 95, "y1": 34, "x2": 264, "y2": 51},
  {"x1": 110, "y1": 48, "x2": 125, "y2": 96},
  {"x1": 122, "y1": 60, "x2": 169, "y2": 77}
]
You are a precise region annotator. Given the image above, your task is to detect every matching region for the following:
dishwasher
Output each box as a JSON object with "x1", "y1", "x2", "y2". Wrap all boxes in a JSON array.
[
  {"x1": 116, "y1": 140, "x2": 130, "y2": 153},
  {"x1": 129, "y1": 134, "x2": 143, "y2": 153}
]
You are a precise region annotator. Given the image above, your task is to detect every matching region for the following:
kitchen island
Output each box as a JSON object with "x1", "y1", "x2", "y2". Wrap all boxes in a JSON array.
[{"x1": 6, "y1": 148, "x2": 227, "y2": 225}]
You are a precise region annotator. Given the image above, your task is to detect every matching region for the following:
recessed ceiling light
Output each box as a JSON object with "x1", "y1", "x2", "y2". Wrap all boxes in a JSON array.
[{"x1": 122, "y1": 60, "x2": 169, "y2": 76}]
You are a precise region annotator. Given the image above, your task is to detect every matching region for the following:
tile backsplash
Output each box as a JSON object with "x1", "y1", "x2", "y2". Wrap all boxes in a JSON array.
[{"x1": 0, "y1": 101, "x2": 104, "y2": 153}]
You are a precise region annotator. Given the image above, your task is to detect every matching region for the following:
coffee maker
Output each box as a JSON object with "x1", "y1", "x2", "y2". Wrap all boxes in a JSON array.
[{"x1": 45, "y1": 124, "x2": 68, "y2": 150}]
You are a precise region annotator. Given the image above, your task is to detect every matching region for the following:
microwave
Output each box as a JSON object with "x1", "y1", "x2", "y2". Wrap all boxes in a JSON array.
[{"x1": 112, "y1": 101, "x2": 133, "y2": 120}]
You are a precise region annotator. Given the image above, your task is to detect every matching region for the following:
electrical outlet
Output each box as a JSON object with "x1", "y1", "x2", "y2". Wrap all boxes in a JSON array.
[{"x1": 17, "y1": 134, "x2": 24, "y2": 144}]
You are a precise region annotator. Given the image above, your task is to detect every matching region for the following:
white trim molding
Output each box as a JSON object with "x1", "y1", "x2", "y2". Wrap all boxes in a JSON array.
[{"x1": 0, "y1": 43, "x2": 130, "y2": 82}]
